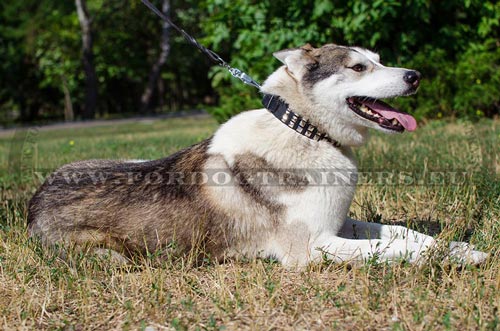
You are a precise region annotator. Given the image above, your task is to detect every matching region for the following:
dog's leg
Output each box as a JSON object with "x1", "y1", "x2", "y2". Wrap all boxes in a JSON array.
[
  {"x1": 274, "y1": 220, "x2": 436, "y2": 266},
  {"x1": 447, "y1": 241, "x2": 489, "y2": 265},
  {"x1": 312, "y1": 231, "x2": 431, "y2": 264},
  {"x1": 91, "y1": 248, "x2": 130, "y2": 265},
  {"x1": 336, "y1": 218, "x2": 488, "y2": 264},
  {"x1": 339, "y1": 218, "x2": 433, "y2": 242},
  {"x1": 269, "y1": 220, "x2": 487, "y2": 266}
]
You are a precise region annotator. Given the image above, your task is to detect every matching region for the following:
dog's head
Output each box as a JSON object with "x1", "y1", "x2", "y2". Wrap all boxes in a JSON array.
[{"x1": 264, "y1": 43, "x2": 421, "y2": 141}]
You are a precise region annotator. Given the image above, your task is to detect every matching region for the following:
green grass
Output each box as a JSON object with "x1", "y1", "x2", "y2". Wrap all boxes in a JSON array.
[{"x1": 0, "y1": 117, "x2": 499, "y2": 330}]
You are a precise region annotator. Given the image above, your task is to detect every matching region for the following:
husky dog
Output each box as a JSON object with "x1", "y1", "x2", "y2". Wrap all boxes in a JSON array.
[{"x1": 28, "y1": 44, "x2": 488, "y2": 266}]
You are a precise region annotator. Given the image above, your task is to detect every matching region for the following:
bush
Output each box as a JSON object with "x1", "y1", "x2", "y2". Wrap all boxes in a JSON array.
[
  {"x1": 454, "y1": 40, "x2": 500, "y2": 118},
  {"x1": 193, "y1": 0, "x2": 500, "y2": 122}
]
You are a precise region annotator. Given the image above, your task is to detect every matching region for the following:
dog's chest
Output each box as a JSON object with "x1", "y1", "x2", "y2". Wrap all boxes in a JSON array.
[
  {"x1": 238, "y1": 142, "x2": 358, "y2": 235},
  {"x1": 276, "y1": 152, "x2": 358, "y2": 234},
  {"x1": 208, "y1": 109, "x2": 359, "y2": 235}
]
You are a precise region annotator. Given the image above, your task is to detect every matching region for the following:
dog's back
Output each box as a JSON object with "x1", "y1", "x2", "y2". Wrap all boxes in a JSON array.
[{"x1": 28, "y1": 138, "x2": 236, "y2": 260}]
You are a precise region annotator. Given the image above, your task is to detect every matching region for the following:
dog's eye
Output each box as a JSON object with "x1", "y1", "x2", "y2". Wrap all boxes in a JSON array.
[{"x1": 350, "y1": 64, "x2": 366, "y2": 72}]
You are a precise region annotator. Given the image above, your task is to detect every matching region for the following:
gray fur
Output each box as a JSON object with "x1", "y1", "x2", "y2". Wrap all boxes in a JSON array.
[
  {"x1": 27, "y1": 142, "x2": 300, "y2": 261},
  {"x1": 28, "y1": 138, "x2": 236, "y2": 260},
  {"x1": 302, "y1": 45, "x2": 352, "y2": 87}
]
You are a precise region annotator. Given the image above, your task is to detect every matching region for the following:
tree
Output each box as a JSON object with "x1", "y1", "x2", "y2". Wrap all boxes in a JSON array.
[
  {"x1": 75, "y1": 0, "x2": 98, "y2": 119},
  {"x1": 140, "y1": 0, "x2": 171, "y2": 113}
]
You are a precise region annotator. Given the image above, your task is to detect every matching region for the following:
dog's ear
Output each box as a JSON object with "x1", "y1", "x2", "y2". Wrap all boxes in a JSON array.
[
  {"x1": 273, "y1": 44, "x2": 318, "y2": 76},
  {"x1": 301, "y1": 43, "x2": 314, "y2": 52}
]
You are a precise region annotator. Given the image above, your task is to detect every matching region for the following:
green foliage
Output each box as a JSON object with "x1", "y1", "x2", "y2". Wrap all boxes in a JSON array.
[
  {"x1": 191, "y1": 0, "x2": 500, "y2": 122},
  {"x1": 453, "y1": 41, "x2": 500, "y2": 118},
  {"x1": 0, "y1": 0, "x2": 214, "y2": 125},
  {"x1": 0, "y1": 0, "x2": 499, "y2": 124},
  {"x1": 34, "y1": 3, "x2": 82, "y2": 109}
]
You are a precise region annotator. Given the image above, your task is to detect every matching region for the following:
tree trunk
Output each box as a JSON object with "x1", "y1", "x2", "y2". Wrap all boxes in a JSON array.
[
  {"x1": 75, "y1": 0, "x2": 97, "y2": 119},
  {"x1": 140, "y1": 0, "x2": 170, "y2": 114},
  {"x1": 61, "y1": 76, "x2": 74, "y2": 121},
  {"x1": 157, "y1": 75, "x2": 165, "y2": 112}
]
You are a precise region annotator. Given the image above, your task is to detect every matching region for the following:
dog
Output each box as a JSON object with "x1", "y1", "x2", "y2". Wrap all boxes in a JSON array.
[{"x1": 27, "y1": 43, "x2": 488, "y2": 266}]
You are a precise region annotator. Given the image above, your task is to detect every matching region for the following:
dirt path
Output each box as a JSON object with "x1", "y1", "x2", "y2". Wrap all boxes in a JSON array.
[{"x1": 0, "y1": 110, "x2": 209, "y2": 139}]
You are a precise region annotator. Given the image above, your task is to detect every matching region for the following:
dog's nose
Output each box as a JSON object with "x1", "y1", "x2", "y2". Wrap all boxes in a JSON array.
[{"x1": 403, "y1": 70, "x2": 421, "y2": 87}]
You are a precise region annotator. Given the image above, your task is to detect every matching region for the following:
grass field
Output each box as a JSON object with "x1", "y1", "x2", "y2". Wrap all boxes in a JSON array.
[{"x1": 0, "y1": 116, "x2": 499, "y2": 330}]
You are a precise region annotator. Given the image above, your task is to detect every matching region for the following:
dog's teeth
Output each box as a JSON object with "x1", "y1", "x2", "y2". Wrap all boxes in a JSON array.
[
  {"x1": 392, "y1": 119, "x2": 399, "y2": 125},
  {"x1": 360, "y1": 105, "x2": 374, "y2": 115}
]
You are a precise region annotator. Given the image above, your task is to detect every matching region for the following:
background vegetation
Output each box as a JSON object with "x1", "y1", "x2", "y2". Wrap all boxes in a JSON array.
[{"x1": 1, "y1": 0, "x2": 499, "y2": 126}]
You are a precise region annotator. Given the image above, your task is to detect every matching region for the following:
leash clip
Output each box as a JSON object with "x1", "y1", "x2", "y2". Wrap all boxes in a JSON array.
[{"x1": 228, "y1": 67, "x2": 261, "y2": 89}]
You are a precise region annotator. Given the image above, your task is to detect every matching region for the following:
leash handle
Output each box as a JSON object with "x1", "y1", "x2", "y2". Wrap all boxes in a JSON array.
[{"x1": 140, "y1": 0, "x2": 261, "y2": 89}]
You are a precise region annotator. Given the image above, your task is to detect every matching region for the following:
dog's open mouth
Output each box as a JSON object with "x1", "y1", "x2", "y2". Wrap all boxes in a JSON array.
[{"x1": 346, "y1": 97, "x2": 417, "y2": 132}]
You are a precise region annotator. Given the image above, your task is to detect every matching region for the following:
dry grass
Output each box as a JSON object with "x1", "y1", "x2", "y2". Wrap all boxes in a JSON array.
[{"x1": 0, "y1": 117, "x2": 499, "y2": 330}]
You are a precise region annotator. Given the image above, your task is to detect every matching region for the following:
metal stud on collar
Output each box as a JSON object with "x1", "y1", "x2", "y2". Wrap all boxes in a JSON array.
[{"x1": 262, "y1": 94, "x2": 341, "y2": 147}]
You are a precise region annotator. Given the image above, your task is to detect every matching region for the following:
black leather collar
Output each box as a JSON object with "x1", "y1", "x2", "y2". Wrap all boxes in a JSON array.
[{"x1": 262, "y1": 94, "x2": 341, "y2": 147}]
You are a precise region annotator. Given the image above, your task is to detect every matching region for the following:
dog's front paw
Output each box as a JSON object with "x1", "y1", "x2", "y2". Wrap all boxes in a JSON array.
[{"x1": 448, "y1": 241, "x2": 489, "y2": 265}]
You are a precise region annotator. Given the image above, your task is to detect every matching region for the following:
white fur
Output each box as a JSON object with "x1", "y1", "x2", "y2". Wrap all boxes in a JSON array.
[{"x1": 126, "y1": 159, "x2": 149, "y2": 163}]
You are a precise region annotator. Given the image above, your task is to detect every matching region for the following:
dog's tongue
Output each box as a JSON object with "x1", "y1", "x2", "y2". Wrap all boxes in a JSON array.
[{"x1": 363, "y1": 99, "x2": 417, "y2": 131}]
